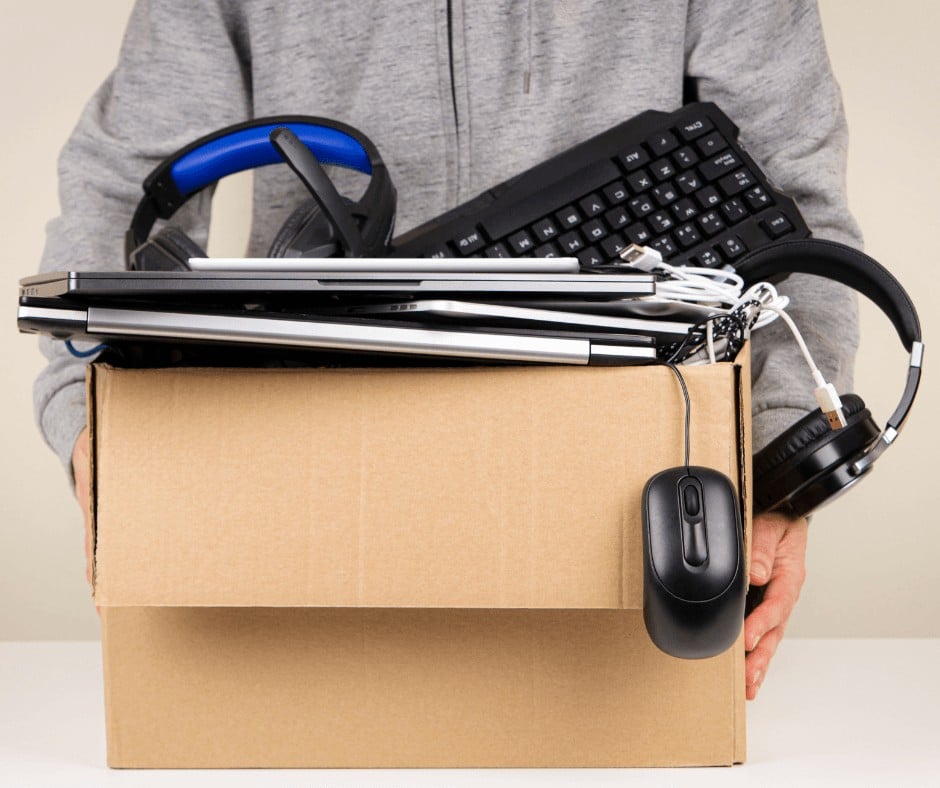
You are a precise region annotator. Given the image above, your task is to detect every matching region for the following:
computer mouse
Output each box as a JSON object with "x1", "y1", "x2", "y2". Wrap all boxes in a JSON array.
[{"x1": 642, "y1": 465, "x2": 745, "y2": 659}]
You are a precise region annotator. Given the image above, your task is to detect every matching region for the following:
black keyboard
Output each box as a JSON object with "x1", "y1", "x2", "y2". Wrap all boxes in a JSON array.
[{"x1": 391, "y1": 102, "x2": 809, "y2": 268}]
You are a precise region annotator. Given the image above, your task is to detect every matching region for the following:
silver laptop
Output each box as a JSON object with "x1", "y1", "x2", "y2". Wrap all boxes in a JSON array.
[
  {"x1": 18, "y1": 303, "x2": 658, "y2": 365},
  {"x1": 21, "y1": 270, "x2": 656, "y2": 299}
]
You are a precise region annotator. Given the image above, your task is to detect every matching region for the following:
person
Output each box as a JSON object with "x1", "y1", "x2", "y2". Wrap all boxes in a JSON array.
[{"x1": 36, "y1": 0, "x2": 859, "y2": 701}]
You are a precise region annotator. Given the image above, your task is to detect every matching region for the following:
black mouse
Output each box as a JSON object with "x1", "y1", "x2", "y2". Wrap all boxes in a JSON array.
[{"x1": 642, "y1": 465, "x2": 745, "y2": 659}]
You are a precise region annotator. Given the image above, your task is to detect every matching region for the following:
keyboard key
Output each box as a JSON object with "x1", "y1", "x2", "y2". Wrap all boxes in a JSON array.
[
  {"x1": 761, "y1": 211, "x2": 794, "y2": 238},
  {"x1": 628, "y1": 194, "x2": 655, "y2": 218},
  {"x1": 625, "y1": 223, "x2": 653, "y2": 245},
  {"x1": 696, "y1": 131, "x2": 728, "y2": 156},
  {"x1": 649, "y1": 158, "x2": 676, "y2": 181},
  {"x1": 579, "y1": 193, "x2": 606, "y2": 217},
  {"x1": 647, "y1": 130, "x2": 679, "y2": 156},
  {"x1": 507, "y1": 229, "x2": 536, "y2": 254},
  {"x1": 697, "y1": 210, "x2": 726, "y2": 236},
  {"x1": 650, "y1": 236, "x2": 678, "y2": 259},
  {"x1": 652, "y1": 182, "x2": 679, "y2": 207},
  {"x1": 692, "y1": 248, "x2": 723, "y2": 267},
  {"x1": 484, "y1": 242, "x2": 511, "y2": 258},
  {"x1": 619, "y1": 144, "x2": 650, "y2": 172},
  {"x1": 694, "y1": 186, "x2": 722, "y2": 209},
  {"x1": 672, "y1": 198, "x2": 699, "y2": 222},
  {"x1": 577, "y1": 246, "x2": 605, "y2": 266},
  {"x1": 581, "y1": 218, "x2": 608, "y2": 242},
  {"x1": 699, "y1": 150, "x2": 743, "y2": 181},
  {"x1": 534, "y1": 241, "x2": 560, "y2": 257},
  {"x1": 531, "y1": 217, "x2": 560, "y2": 241},
  {"x1": 602, "y1": 181, "x2": 629, "y2": 205},
  {"x1": 648, "y1": 211, "x2": 675, "y2": 234},
  {"x1": 718, "y1": 169, "x2": 757, "y2": 196},
  {"x1": 557, "y1": 231, "x2": 585, "y2": 253},
  {"x1": 604, "y1": 205, "x2": 631, "y2": 230},
  {"x1": 627, "y1": 169, "x2": 654, "y2": 193},
  {"x1": 716, "y1": 235, "x2": 747, "y2": 259},
  {"x1": 555, "y1": 205, "x2": 582, "y2": 229},
  {"x1": 453, "y1": 228, "x2": 486, "y2": 255},
  {"x1": 675, "y1": 171, "x2": 703, "y2": 195},
  {"x1": 721, "y1": 198, "x2": 748, "y2": 224},
  {"x1": 743, "y1": 185, "x2": 773, "y2": 211},
  {"x1": 673, "y1": 146, "x2": 699, "y2": 169},
  {"x1": 675, "y1": 223, "x2": 702, "y2": 248},
  {"x1": 426, "y1": 244, "x2": 454, "y2": 258},
  {"x1": 677, "y1": 116, "x2": 714, "y2": 141},
  {"x1": 600, "y1": 233, "x2": 628, "y2": 258}
]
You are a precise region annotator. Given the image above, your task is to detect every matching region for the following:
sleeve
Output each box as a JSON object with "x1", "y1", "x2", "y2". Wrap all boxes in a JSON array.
[
  {"x1": 684, "y1": 0, "x2": 862, "y2": 453},
  {"x1": 33, "y1": 0, "x2": 251, "y2": 478}
]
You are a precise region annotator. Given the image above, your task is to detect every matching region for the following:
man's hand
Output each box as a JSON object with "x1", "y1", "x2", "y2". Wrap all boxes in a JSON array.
[
  {"x1": 71, "y1": 426, "x2": 93, "y2": 587},
  {"x1": 744, "y1": 511, "x2": 808, "y2": 700}
]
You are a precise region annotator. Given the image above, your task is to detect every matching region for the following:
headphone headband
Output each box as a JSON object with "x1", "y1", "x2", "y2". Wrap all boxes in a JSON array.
[
  {"x1": 126, "y1": 115, "x2": 390, "y2": 260},
  {"x1": 739, "y1": 237, "x2": 924, "y2": 506},
  {"x1": 736, "y1": 238, "x2": 922, "y2": 350}
]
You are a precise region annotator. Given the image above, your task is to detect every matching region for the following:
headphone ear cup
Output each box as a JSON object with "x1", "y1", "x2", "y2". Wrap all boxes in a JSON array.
[
  {"x1": 128, "y1": 226, "x2": 207, "y2": 271},
  {"x1": 268, "y1": 199, "x2": 343, "y2": 258},
  {"x1": 753, "y1": 394, "x2": 880, "y2": 515}
]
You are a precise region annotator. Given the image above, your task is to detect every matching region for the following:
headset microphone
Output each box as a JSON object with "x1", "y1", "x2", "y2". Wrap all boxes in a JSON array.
[{"x1": 268, "y1": 126, "x2": 363, "y2": 257}]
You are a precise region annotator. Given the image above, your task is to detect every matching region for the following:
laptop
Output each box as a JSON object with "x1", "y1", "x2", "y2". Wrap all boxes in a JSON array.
[
  {"x1": 18, "y1": 301, "x2": 658, "y2": 365},
  {"x1": 20, "y1": 269, "x2": 657, "y2": 299}
]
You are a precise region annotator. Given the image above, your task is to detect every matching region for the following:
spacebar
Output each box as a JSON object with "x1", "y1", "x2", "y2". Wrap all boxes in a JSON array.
[{"x1": 480, "y1": 158, "x2": 621, "y2": 241}]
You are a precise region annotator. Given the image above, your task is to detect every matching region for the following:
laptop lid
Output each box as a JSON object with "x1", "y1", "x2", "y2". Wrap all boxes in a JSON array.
[
  {"x1": 18, "y1": 302, "x2": 657, "y2": 366},
  {"x1": 185, "y1": 257, "x2": 581, "y2": 274}
]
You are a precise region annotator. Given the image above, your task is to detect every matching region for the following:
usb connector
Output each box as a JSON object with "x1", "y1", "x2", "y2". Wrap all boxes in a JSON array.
[
  {"x1": 618, "y1": 243, "x2": 664, "y2": 272},
  {"x1": 813, "y1": 373, "x2": 847, "y2": 430}
]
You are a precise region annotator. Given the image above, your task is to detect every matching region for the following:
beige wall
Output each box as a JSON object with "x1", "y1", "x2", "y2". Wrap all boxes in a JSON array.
[{"x1": 1, "y1": 1, "x2": 937, "y2": 640}]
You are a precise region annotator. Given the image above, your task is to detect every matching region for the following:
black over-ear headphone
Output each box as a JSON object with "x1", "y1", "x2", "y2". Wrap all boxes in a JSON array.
[
  {"x1": 738, "y1": 238, "x2": 924, "y2": 518},
  {"x1": 125, "y1": 116, "x2": 396, "y2": 270}
]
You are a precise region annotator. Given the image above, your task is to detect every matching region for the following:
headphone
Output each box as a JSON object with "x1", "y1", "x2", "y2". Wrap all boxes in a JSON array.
[
  {"x1": 125, "y1": 116, "x2": 396, "y2": 270},
  {"x1": 737, "y1": 238, "x2": 924, "y2": 518}
]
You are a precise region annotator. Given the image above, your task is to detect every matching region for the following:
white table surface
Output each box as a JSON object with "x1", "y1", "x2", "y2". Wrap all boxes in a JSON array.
[{"x1": 2, "y1": 638, "x2": 938, "y2": 787}]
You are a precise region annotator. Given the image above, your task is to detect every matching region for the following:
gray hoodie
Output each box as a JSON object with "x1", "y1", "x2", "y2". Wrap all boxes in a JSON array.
[{"x1": 35, "y1": 0, "x2": 860, "y2": 475}]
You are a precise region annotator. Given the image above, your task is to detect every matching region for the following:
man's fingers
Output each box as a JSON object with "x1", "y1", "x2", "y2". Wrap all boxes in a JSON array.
[
  {"x1": 72, "y1": 427, "x2": 94, "y2": 588},
  {"x1": 744, "y1": 565, "x2": 802, "y2": 650},
  {"x1": 746, "y1": 624, "x2": 784, "y2": 700},
  {"x1": 749, "y1": 512, "x2": 787, "y2": 585}
]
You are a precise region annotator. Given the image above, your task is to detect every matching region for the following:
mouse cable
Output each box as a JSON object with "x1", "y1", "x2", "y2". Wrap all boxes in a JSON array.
[{"x1": 658, "y1": 361, "x2": 691, "y2": 468}]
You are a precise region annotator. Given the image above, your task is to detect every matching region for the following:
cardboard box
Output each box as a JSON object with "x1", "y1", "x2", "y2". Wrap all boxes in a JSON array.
[{"x1": 89, "y1": 360, "x2": 751, "y2": 768}]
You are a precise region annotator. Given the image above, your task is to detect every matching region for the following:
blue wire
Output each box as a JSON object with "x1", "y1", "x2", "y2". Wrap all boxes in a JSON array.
[{"x1": 65, "y1": 340, "x2": 107, "y2": 358}]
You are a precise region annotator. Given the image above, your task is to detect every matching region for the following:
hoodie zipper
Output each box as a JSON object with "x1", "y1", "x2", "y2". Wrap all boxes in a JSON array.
[{"x1": 446, "y1": 0, "x2": 459, "y2": 128}]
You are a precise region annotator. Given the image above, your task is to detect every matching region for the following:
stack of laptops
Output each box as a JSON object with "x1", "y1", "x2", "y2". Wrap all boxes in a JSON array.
[{"x1": 17, "y1": 256, "x2": 706, "y2": 366}]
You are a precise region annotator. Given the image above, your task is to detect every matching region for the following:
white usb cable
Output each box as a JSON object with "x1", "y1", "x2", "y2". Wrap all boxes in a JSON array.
[
  {"x1": 756, "y1": 303, "x2": 848, "y2": 429},
  {"x1": 618, "y1": 244, "x2": 847, "y2": 429}
]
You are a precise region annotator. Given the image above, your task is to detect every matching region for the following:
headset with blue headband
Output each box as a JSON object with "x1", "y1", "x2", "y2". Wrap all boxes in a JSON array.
[{"x1": 125, "y1": 115, "x2": 396, "y2": 269}]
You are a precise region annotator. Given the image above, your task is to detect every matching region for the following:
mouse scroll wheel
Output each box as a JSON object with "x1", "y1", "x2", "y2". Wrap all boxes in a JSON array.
[{"x1": 683, "y1": 484, "x2": 701, "y2": 517}]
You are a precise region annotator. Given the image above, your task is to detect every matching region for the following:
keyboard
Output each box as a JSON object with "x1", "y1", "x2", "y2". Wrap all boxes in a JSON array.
[{"x1": 390, "y1": 102, "x2": 809, "y2": 268}]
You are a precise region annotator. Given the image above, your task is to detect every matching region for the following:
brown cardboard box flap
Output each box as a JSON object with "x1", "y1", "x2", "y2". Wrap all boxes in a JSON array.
[
  {"x1": 102, "y1": 606, "x2": 745, "y2": 767},
  {"x1": 92, "y1": 363, "x2": 743, "y2": 609}
]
